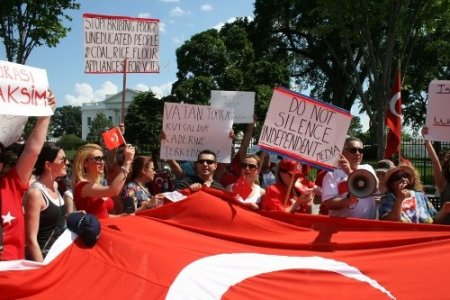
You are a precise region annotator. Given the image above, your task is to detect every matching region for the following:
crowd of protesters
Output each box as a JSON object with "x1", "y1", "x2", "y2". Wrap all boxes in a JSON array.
[{"x1": 1, "y1": 93, "x2": 450, "y2": 263}]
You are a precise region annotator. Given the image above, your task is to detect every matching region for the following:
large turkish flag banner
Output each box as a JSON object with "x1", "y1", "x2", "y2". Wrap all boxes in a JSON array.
[{"x1": 1, "y1": 189, "x2": 450, "y2": 299}]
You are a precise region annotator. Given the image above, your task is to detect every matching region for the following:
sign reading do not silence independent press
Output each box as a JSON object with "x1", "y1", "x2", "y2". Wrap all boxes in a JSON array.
[
  {"x1": 83, "y1": 13, "x2": 159, "y2": 73},
  {"x1": 160, "y1": 103, "x2": 234, "y2": 163},
  {"x1": 258, "y1": 86, "x2": 352, "y2": 170}
]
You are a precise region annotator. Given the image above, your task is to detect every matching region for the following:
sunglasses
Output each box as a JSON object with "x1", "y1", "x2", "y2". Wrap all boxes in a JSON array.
[
  {"x1": 90, "y1": 156, "x2": 106, "y2": 164},
  {"x1": 53, "y1": 157, "x2": 69, "y2": 165},
  {"x1": 197, "y1": 159, "x2": 215, "y2": 165},
  {"x1": 391, "y1": 172, "x2": 409, "y2": 182},
  {"x1": 347, "y1": 147, "x2": 364, "y2": 154},
  {"x1": 240, "y1": 162, "x2": 257, "y2": 170}
]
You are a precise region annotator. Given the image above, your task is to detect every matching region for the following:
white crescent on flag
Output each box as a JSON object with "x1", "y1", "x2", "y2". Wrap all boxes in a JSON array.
[
  {"x1": 389, "y1": 91, "x2": 401, "y2": 118},
  {"x1": 110, "y1": 133, "x2": 119, "y2": 143}
]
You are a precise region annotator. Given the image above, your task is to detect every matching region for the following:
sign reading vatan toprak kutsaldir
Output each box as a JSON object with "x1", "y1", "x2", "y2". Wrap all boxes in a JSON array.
[
  {"x1": 425, "y1": 80, "x2": 450, "y2": 142},
  {"x1": 258, "y1": 86, "x2": 352, "y2": 170}
]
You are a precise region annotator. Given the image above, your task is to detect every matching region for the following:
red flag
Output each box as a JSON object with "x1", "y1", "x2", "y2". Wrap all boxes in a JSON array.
[
  {"x1": 1, "y1": 189, "x2": 450, "y2": 299},
  {"x1": 385, "y1": 70, "x2": 402, "y2": 159},
  {"x1": 102, "y1": 127, "x2": 125, "y2": 150},
  {"x1": 232, "y1": 176, "x2": 253, "y2": 200}
]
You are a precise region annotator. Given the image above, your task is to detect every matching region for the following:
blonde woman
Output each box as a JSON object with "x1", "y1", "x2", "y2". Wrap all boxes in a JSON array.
[
  {"x1": 226, "y1": 154, "x2": 265, "y2": 210},
  {"x1": 72, "y1": 143, "x2": 135, "y2": 219}
]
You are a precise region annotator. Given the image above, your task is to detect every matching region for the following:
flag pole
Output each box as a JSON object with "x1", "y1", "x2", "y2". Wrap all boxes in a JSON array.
[
  {"x1": 397, "y1": 60, "x2": 402, "y2": 163},
  {"x1": 121, "y1": 58, "x2": 128, "y2": 124}
]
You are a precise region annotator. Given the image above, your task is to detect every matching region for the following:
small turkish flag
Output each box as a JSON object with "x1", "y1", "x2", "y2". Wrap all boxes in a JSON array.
[
  {"x1": 102, "y1": 127, "x2": 126, "y2": 150},
  {"x1": 232, "y1": 176, "x2": 253, "y2": 200}
]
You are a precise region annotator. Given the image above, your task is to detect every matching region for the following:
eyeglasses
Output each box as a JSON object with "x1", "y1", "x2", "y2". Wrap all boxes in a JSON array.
[
  {"x1": 391, "y1": 172, "x2": 409, "y2": 182},
  {"x1": 53, "y1": 157, "x2": 69, "y2": 165},
  {"x1": 197, "y1": 159, "x2": 215, "y2": 165},
  {"x1": 346, "y1": 147, "x2": 364, "y2": 154},
  {"x1": 240, "y1": 162, "x2": 257, "y2": 170},
  {"x1": 90, "y1": 156, "x2": 106, "y2": 164}
]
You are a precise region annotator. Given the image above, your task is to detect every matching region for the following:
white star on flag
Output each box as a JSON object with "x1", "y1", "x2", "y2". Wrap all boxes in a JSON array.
[{"x1": 2, "y1": 211, "x2": 16, "y2": 226}]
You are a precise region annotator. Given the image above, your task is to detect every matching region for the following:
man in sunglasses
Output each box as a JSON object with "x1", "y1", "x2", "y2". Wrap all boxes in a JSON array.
[
  {"x1": 175, "y1": 149, "x2": 224, "y2": 192},
  {"x1": 321, "y1": 136, "x2": 378, "y2": 219}
]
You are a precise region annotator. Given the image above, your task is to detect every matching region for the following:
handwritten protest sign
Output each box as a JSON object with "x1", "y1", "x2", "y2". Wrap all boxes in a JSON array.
[
  {"x1": 210, "y1": 90, "x2": 255, "y2": 124},
  {"x1": 425, "y1": 80, "x2": 450, "y2": 142},
  {"x1": 0, "y1": 60, "x2": 52, "y2": 116},
  {"x1": 258, "y1": 86, "x2": 352, "y2": 170},
  {"x1": 83, "y1": 13, "x2": 159, "y2": 73},
  {"x1": 160, "y1": 103, "x2": 234, "y2": 163},
  {"x1": 0, "y1": 115, "x2": 27, "y2": 147}
]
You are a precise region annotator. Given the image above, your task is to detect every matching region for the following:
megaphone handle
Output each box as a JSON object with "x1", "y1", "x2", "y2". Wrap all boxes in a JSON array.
[{"x1": 283, "y1": 174, "x2": 296, "y2": 206}]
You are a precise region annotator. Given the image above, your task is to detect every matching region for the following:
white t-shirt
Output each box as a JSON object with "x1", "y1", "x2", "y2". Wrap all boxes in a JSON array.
[{"x1": 322, "y1": 164, "x2": 377, "y2": 219}]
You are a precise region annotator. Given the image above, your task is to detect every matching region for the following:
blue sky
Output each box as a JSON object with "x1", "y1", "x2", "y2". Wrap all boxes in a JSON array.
[{"x1": 1, "y1": 0, "x2": 254, "y2": 107}]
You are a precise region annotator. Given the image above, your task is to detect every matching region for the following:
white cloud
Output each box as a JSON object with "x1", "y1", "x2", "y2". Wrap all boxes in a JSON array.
[
  {"x1": 133, "y1": 82, "x2": 173, "y2": 99},
  {"x1": 201, "y1": 4, "x2": 213, "y2": 12},
  {"x1": 213, "y1": 16, "x2": 254, "y2": 31},
  {"x1": 169, "y1": 6, "x2": 190, "y2": 17},
  {"x1": 161, "y1": 0, "x2": 179, "y2": 2},
  {"x1": 137, "y1": 13, "x2": 151, "y2": 18},
  {"x1": 159, "y1": 21, "x2": 166, "y2": 33},
  {"x1": 65, "y1": 81, "x2": 118, "y2": 106},
  {"x1": 172, "y1": 36, "x2": 184, "y2": 44}
]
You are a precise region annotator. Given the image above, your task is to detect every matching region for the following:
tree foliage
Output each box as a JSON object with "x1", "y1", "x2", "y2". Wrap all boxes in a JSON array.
[
  {"x1": 86, "y1": 112, "x2": 113, "y2": 144},
  {"x1": 172, "y1": 18, "x2": 291, "y2": 129},
  {"x1": 253, "y1": 0, "x2": 450, "y2": 158},
  {"x1": 50, "y1": 105, "x2": 81, "y2": 137},
  {"x1": 124, "y1": 91, "x2": 165, "y2": 153},
  {"x1": 0, "y1": 0, "x2": 80, "y2": 64}
]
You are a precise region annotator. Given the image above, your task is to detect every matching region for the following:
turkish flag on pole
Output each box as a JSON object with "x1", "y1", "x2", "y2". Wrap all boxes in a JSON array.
[
  {"x1": 102, "y1": 127, "x2": 126, "y2": 150},
  {"x1": 384, "y1": 70, "x2": 402, "y2": 159}
]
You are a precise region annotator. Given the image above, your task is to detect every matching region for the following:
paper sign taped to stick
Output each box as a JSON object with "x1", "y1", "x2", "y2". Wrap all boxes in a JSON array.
[
  {"x1": 0, "y1": 60, "x2": 52, "y2": 116},
  {"x1": 0, "y1": 115, "x2": 28, "y2": 147},
  {"x1": 258, "y1": 86, "x2": 352, "y2": 170},
  {"x1": 210, "y1": 90, "x2": 255, "y2": 124},
  {"x1": 83, "y1": 13, "x2": 160, "y2": 74},
  {"x1": 160, "y1": 102, "x2": 234, "y2": 163},
  {"x1": 425, "y1": 80, "x2": 450, "y2": 142}
]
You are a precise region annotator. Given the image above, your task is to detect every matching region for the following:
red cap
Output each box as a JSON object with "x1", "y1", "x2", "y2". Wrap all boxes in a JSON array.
[{"x1": 278, "y1": 159, "x2": 302, "y2": 177}]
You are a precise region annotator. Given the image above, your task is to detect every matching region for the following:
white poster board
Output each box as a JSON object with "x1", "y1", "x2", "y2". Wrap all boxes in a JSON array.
[
  {"x1": 210, "y1": 90, "x2": 255, "y2": 124},
  {"x1": 258, "y1": 86, "x2": 352, "y2": 170},
  {"x1": 0, "y1": 60, "x2": 52, "y2": 116},
  {"x1": 425, "y1": 80, "x2": 450, "y2": 142},
  {"x1": 83, "y1": 13, "x2": 160, "y2": 73},
  {"x1": 0, "y1": 115, "x2": 28, "y2": 147},
  {"x1": 160, "y1": 103, "x2": 234, "y2": 163}
]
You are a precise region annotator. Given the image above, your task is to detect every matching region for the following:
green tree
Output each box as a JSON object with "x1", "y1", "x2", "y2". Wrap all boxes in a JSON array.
[
  {"x1": 253, "y1": 0, "x2": 450, "y2": 158},
  {"x1": 124, "y1": 91, "x2": 165, "y2": 153},
  {"x1": 50, "y1": 105, "x2": 81, "y2": 137},
  {"x1": 172, "y1": 18, "x2": 290, "y2": 133},
  {"x1": 0, "y1": 0, "x2": 80, "y2": 64},
  {"x1": 86, "y1": 112, "x2": 113, "y2": 144}
]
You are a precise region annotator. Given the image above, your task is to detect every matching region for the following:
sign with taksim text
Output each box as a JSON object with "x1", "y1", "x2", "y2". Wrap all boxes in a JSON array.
[
  {"x1": 258, "y1": 86, "x2": 352, "y2": 170},
  {"x1": 160, "y1": 102, "x2": 234, "y2": 163},
  {"x1": 0, "y1": 60, "x2": 52, "y2": 116},
  {"x1": 210, "y1": 90, "x2": 255, "y2": 124},
  {"x1": 425, "y1": 80, "x2": 450, "y2": 142},
  {"x1": 83, "y1": 13, "x2": 160, "y2": 73}
]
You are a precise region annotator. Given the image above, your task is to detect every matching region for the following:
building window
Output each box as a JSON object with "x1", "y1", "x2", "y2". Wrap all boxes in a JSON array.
[
  {"x1": 108, "y1": 116, "x2": 113, "y2": 122},
  {"x1": 87, "y1": 117, "x2": 91, "y2": 126}
]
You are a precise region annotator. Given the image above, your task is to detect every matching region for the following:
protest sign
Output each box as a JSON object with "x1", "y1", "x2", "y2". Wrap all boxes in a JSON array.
[
  {"x1": 0, "y1": 115, "x2": 28, "y2": 147},
  {"x1": 425, "y1": 80, "x2": 450, "y2": 142},
  {"x1": 83, "y1": 13, "x2": 159, "y2": 74},
  {"x1": 210, "y1": 90, "x2": 255, "y2": 124},
  {"x1": 258, "y1": 86, "x2": 352, "y2": 170},
  {"x1": 0, "y1": 60, "x2": 52, "y2": 116},
  {"x1": 160, "y1": 103, "x2": 234, "y2": 163}
]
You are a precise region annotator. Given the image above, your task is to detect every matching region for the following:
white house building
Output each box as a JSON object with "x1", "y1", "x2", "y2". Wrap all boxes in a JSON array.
[{"x1": 81, "y1": 88, "x2": 140, "y2": 140}]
